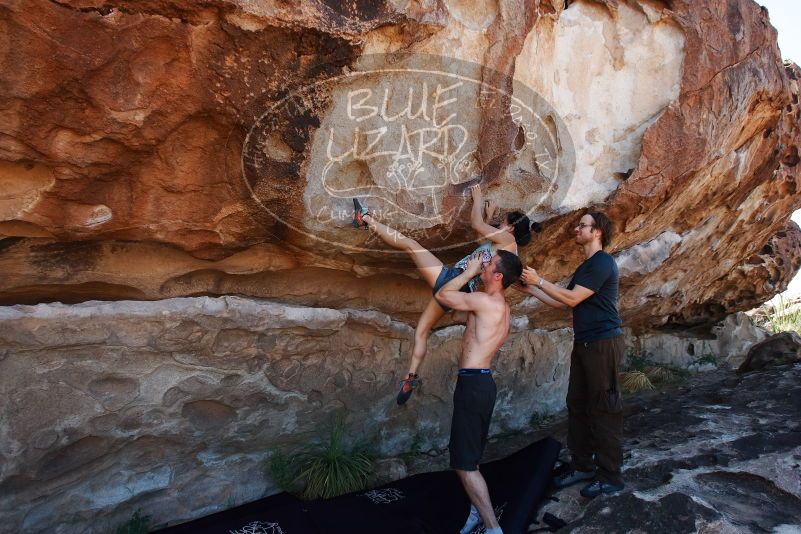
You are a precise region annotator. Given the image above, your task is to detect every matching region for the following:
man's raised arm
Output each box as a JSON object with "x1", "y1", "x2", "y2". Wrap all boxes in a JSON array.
[
  {"x1": 435, "y1": 255, "x2": 488, "y2": 311},
  {"x1": 512, "y1": 281, "x2": 569, "y2": 310}
]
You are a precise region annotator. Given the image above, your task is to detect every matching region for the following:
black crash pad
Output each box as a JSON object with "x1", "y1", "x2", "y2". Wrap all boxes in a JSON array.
[{"x1": 157, "y1": 436, "x2": 561, "y2": 534}]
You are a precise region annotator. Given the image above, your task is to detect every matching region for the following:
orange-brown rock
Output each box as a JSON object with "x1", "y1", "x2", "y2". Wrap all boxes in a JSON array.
[
  {"x1": 1, "y1": 0, "x2": 799, "y2": 333},
  {"x1": 1, "y1": 0, "x2": 800, "y2": 331}
]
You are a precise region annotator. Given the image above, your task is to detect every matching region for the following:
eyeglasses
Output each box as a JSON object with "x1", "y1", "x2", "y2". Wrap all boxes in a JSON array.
[{"x1": 576, "y1": 223, "x2": 595, "y2": 229}]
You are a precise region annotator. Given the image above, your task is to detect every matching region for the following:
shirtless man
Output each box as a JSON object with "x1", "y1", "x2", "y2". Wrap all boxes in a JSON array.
[{"x1": 436, "y1": 249, "x2": 523, "y2": 534}]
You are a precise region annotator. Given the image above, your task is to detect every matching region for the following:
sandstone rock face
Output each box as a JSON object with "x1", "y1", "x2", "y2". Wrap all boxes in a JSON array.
[
  {"x1": 0, "y1": 0, "x2": 798, "y2": 330},
  {"x1": 2, "y1": 0, "x2": 801, "y2": 531},
  {"x1": 0, "y1": 295, "x2": 771, "y2": 531},
  {"x1": 737, "y1": 330, "x2": 801, "y2": 372},
  {"x1": 624, "y1": 312, "x2": 770, "y2": 370},
  {"x1": 712, "y1": 311, "x2": 770, "y2": 366},
  {"x1": 0, "y1": 297, "x2": 571, "y2": 532}
]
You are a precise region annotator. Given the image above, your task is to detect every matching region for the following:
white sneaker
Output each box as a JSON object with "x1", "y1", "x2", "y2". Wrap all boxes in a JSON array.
[{"x1": 460, "y1": 504, "x2": 482, "y2": 534}]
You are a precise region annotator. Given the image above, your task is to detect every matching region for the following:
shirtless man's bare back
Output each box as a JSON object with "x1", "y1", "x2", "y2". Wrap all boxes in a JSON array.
[{"x1": 436, "y1": 249, "x2": 522, "y2": 534}]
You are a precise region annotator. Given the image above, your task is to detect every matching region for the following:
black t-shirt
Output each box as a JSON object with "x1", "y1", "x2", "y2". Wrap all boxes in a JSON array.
[{"x1": 567, "y1": 250, "x2": 622, "y2": 342}]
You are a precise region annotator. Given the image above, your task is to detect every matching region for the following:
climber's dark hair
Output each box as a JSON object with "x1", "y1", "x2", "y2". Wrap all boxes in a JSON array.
[{"x1": 506, "y1": 211, "x2": 532, "y2": 246}]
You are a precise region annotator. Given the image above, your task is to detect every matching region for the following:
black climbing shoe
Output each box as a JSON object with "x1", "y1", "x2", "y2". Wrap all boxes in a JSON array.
[
  {"x1": 579, "y1": 480, "x2": 625, "y2": 498},
  {"x1": 553, "y1": 469, "x2": 595, "y2": 489}
]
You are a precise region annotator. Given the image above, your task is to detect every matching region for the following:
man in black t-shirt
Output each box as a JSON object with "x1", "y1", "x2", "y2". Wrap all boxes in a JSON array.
[{"x1": 515, "y1": 212, "x2": 625, "y2": 498}]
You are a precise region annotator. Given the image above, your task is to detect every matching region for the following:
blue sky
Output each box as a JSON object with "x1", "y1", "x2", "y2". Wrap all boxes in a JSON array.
[
  {"x1": 757, "y1": 1, "x2": 801, "y2": 297},
  {"x1": 758, "y1": 0, "x2": 800, "y2": 64}
]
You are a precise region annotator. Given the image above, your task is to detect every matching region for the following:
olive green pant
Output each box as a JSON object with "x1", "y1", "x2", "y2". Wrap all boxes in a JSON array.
[{"x1": 566, "y1": 335, "x2": 624, "y2": 485}]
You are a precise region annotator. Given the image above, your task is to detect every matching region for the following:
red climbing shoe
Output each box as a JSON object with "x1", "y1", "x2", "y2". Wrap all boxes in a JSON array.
[
  {"x1": 396, "y1": 373, "x2": 421, "y2": 405},
  {"x1": 352, "y1": 198, "x2": 370, "y2": 228}
]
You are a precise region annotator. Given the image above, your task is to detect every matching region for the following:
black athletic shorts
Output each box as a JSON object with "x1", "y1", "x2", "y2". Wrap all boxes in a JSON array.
[
  {"x1": 449, "y1": 370, "x2": 497, "y2": 471},
  {"x1": 433, "y1": 266, "x2": 471, "y2": 311}
]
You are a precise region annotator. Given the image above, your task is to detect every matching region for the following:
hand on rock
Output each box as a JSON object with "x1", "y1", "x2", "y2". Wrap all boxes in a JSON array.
[
  {"x1": 470, "y1": 184, "x2": 483, "y2": 204},
  {"x1": 484, "y1": 199, "x2": 497, "y2": 220}
]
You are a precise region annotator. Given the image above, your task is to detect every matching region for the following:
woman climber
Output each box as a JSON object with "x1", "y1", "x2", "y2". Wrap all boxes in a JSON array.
[{"x1": 352, "y1": 184, "x2": 533, "y2": 404}]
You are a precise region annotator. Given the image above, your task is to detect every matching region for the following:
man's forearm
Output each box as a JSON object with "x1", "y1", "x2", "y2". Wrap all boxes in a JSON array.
[
  {"x1": 527, "y1": 285, "x2": 567, "y2": 309},
  {"x1": 538, "y1": 278, "x2": 568, "y2": 303},
  {"x1": 538, "y1": 278, "x2": 584, "y2": 307},
  {"x1": 437, "y1": 268, "x2": 475, "y2": 297}
]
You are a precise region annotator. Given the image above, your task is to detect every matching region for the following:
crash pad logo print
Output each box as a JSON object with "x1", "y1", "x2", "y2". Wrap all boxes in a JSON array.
[
  {"x1": 362, "y1": 487, "x2": 405, "y2": 504},
  {"x1": 240, "y1": 53, "x2": 574, "y2": 253},
  {"x1": 472, "y1": 502, "x2": 506, "y2": 534},
  {"x1": 229, "y1": 520, "x2": 283, "y2": 534}
]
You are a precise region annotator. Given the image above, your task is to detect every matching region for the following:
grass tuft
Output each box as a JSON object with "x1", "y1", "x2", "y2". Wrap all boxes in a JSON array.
[
  {"x1": 624, "y1": 351, "x2": 651, "y2": 372},
  {"x1": 530, "y1": 412, "x2": 554, "y2": 430},
  {"x1": 264, "y1": 419, "x2": 375, "y2": 501},
  {"x1": 296, "y1": 421, "x2": 374, "y2": 500},
  {"x1": 267, "y1": 449, "x2": 299, "y2": 493},
  {"x1": 644, "y1": 365, "x2": 679, "y2": 384},
  {"x1": 619, "y1": 371, "x2": 655, "y2": 393},
  {"x1": 762, "y1": 296, "x2": 801, "y2": 334},
  {"x1": 400, "y1": 430, "x2": 425, "y2": 462},
  {"x1": 113, "y1": 509, "x2": 150, "y2": 534}
]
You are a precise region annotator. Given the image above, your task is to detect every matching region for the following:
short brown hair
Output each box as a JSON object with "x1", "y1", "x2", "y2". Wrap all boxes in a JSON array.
[
  {"x1": 588, "y1": 212, "x2": 613, "y2": 249},
  {"x1": 495, "y1": 250, "x2": 522, "y2": 288}
]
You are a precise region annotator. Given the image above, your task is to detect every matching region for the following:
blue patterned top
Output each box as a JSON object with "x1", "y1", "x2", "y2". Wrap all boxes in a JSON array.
[{"x1": 453, "y1": 242, "x2": 494, "y2": 292}]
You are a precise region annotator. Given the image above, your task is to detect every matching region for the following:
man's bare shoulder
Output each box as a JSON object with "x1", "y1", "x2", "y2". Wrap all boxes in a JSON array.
[{"x1": 471, "y1": 291, "x2": 508, "y2": 313}]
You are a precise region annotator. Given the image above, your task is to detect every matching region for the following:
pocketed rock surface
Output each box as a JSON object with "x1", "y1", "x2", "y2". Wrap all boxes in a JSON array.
[
  {"x1": 0, "y1": 296, "x2": 575, "y2": 532},
  {"x1": 0, "y1": 296, "x2": 776, "y2": 532}
]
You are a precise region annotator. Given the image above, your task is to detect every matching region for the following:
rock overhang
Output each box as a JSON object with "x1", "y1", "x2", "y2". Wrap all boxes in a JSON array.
[{"x1": 0, "y1": 0, "x2": 798, "y2": 331}]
